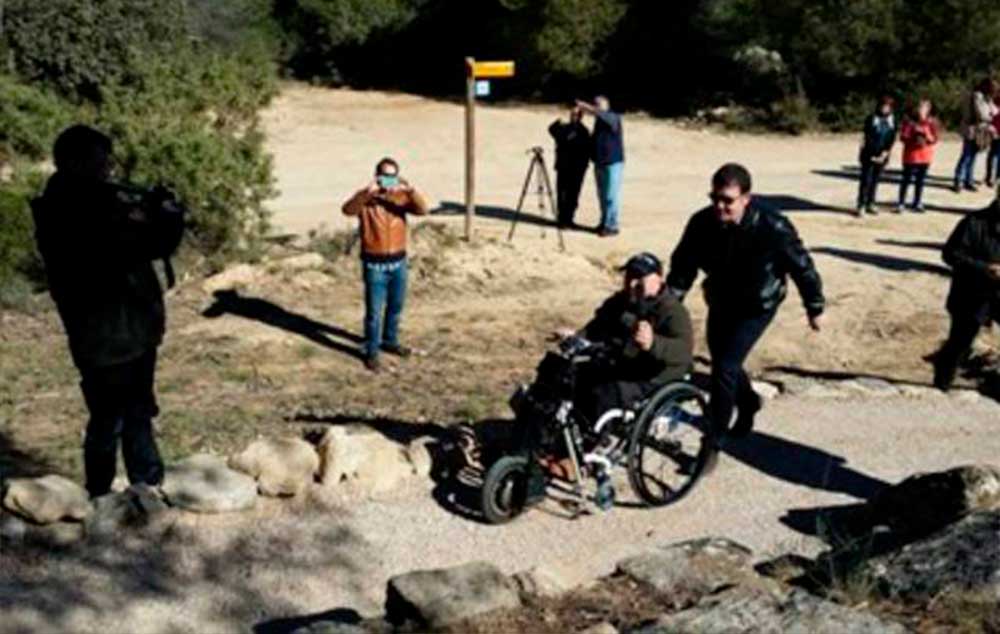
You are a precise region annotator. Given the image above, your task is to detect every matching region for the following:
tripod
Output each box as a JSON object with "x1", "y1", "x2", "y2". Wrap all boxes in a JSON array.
[{"x1": 508, "y1": 146, "x2": 565, "y2": 250}]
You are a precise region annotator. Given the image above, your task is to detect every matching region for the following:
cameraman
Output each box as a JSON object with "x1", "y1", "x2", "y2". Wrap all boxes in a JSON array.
[
  {"x1": 32, "y1": 125, "x2": 185, "y2": 498},
  {"x1": 556, "y1": 252, "x2": 694, "y2": 427}
]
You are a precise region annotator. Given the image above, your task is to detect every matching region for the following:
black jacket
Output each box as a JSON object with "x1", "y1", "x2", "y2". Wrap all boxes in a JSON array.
[
  {"x1": 581, "y1": 288, "x2": 693, "y2": 386},
  {"x1": 667, "y1": 202, "x2": 825, "y2": 317},
  {"x1": 32, "y1": 172, "x2": 184, "y2": 371},
  {"x1": 943, "y1": 201, "x2": 1000, "y2": 323},
  {"x1": 548, "y1": 120, "x2": 591, "y2": 174},
  {"x1": 860, "y1": 112, "x2": 897, "y2": 159}
]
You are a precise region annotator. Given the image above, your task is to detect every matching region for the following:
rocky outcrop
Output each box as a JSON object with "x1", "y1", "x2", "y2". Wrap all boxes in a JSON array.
[
  {"x1": 229, "y1": 437, "x2": 320, "y2": 497},
  {"x1": 632, "y1": 587, "x2": 907, "y2": 634},
  {"x1": 1, "y1": 475, "x2": 92, "y2": 525},
  {"x1": 617, "y1": 537, "x2": 760, "y2": 601},
  {"x1": 385, "y1": 561, "x2": 522, "y2": 629},
  {"x1": 85, "y1": 485, "x2": 171, "y2": 538},
  {"x1": 317, "y1": 427, "x2": 428, "y2": 496}
]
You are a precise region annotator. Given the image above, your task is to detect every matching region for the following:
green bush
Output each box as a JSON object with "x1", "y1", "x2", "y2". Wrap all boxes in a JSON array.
[
  {"x1": 0, "y1": 168, "x2": 45, "y2": 305},
  {"x1": 0, "y1": 77, "x2": 73, "y2": 164}
]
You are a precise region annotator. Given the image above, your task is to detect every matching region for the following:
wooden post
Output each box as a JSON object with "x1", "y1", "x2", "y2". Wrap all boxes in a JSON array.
[{"x1": 464, "y1": 57, "x2": 475, "y2": 241}]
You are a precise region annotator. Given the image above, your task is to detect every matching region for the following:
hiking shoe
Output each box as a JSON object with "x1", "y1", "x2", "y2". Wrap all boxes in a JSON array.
[
  {"x1": 963, "y1": 183, "x2": 979, "y2": 192},
  {"x1": 364, "y1": 355, "x2": 382, "y2": 372},
  {"x1": 912, "y1": 204, "x2": 926, "y2": 213},
  {"x1": 952, "y1": 183, "x2": 962, "y2": 193},
  {"x1": 598, "y1": 227, "x2": 620, "y2": 237},
  {"x1": 382, "y1": 343, "x2": 412, "y2": 358},
  {"x1": 865, "y1": 205, "x2": 878, "y2": 215},
  {"x1": 729, "y1": 392, "x2": 762, "y2": 438}
]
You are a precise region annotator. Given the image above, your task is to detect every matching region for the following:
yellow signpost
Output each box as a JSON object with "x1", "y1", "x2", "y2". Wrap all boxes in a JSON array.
[{"x1": 465, "y1": 58, "x2": 515, "y2": 240}]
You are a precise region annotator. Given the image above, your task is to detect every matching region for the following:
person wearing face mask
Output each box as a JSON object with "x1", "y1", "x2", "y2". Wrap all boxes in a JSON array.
[
  {"x1": 342, "y1": 157, "x2": 430, "y2": 372},
  {"x1": 553, "y1": 252, "x2": 693, "y2": 429},
  {"x1": 667, "y1": 163, "x2": 824, "y2": 441}
]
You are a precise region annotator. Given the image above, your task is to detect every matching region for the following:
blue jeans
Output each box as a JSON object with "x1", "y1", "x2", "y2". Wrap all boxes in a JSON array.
[
  {"x1": 898, "y1": 163, "x2": 929, "y2": 208},
  {"x1": 595, "y1": 161, "x2": 624, "y2": 231},
  {"x1": 954, "y1": 138, "x2": 980, "y2": 187},
  {"x1": 363, "y1": 259, "x2": 407, "y2": 358}
]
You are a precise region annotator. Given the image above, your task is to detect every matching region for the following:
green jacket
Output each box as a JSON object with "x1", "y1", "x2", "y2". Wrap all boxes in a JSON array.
[{"x1": 581, "y1": 287, "x2": 694, "y2": 386}]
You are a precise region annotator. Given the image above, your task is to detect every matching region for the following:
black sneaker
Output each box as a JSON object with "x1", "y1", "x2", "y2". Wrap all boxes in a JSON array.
[
  {"x1": 963, "y1": 183, "x2": 979, "y2": 192},
  {"x1": 381, "y1": 343, "x2": 412, "y2": 358},
  {"x1": 729, "y1": 392, "x2": 762, "y2": 438}
]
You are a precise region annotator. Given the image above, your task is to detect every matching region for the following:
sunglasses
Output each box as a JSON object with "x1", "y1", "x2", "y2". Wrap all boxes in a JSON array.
[{"x1": 709, "y1": 192, "x2": 742, "y2": 206}]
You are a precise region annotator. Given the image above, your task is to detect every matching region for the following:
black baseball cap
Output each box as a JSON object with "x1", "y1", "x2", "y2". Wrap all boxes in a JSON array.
[{"x1": 619, "y1": 252, "x2": 663, "y2": 278}]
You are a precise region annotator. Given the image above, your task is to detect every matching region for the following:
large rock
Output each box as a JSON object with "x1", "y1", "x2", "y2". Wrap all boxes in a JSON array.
[
  {"x1": 2, "y1": 475, "x2": 91, "y2": 525},
  {"x1": 317, "y1": 427, "x2": 420, "y2": 496},
  {"x1": 864, "y1": 511, "x2": 1000, "y2": 601},
  {"x1": 866, "y1": 464, "x2": 1000, "y2": 537},
  {"x1": 385, "y1": 561, "x2": 522, "y2": 628},
  {"x1": 202, "y1": 263, "x2": 260, "y2": 293},
  {"x1": 1, "y1": 511, "x2": 85, "y2": 548},
  {"x1": 616, "y1": 537, "x2": 757, "y2": 598},
  {"x1": 85, "y1": 485, "x2": 171, "y2": 538},
  {"x1": 511, "y1": 565, "x2": 574, "y2": 600},
  {"x1": 161, "y1": 454, "x2": 258, "y2": 513},
  {"x1": 229, "y1": 437, "x2": 320, "y2": 497},
  {"x1": 275, "y1": 252, "x2": 326, "y2": 273},
  {"x1": 632, "y1": 587, "x2": 907, "y2": 634}
]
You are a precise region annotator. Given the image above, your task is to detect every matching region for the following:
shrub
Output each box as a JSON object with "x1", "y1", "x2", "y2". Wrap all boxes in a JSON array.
[
  {"x1": 0, "y1": 168, "x2": 46, "y2": 305},
  {"x1": 0, "y1": 77, "x2": 73, "y2": 165}
]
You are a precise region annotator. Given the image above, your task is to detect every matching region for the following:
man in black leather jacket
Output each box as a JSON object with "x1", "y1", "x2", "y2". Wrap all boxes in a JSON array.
[
  {"x1": 667, "y1": 163, "x2": 824, "y2": 438},
  {"x1": 32, "y1": 125, "x2": 185, "y2": 498},
  {"x1": 934, "y1": 195, "x2": 1000, "y2": 390}
]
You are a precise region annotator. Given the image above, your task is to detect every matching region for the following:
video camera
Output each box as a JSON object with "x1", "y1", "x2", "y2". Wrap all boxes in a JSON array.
[{"x1": 110, "y1": 182, "x2": 187, "y2": 222}]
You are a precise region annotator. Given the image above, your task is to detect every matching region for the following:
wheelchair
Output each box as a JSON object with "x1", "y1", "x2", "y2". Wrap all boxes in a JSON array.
[{"x1": 480, "y1": 335, "x2": 712, "y2": 524}]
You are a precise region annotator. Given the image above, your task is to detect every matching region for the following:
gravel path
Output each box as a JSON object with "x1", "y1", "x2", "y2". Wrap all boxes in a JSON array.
[{"x1": 2, "y1": 394, "x2": 998, "y2": 634}]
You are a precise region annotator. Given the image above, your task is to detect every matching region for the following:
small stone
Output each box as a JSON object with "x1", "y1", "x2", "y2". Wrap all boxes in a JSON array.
[
  {"x1": 318, "y1": 427, "x2": 415, "y2": 496},
  {"x1": 751, "y1": 381, "x2": 780, "y2": 400},
  {"x1": 511, "y1": 566, "x2": 572, "y2": 599},
  {"x1": 579, "y1": 622, "x2": 618, "y2": 634},
  {"x1": 229, "y1": 437, "x2": 320, "y2": 497}
]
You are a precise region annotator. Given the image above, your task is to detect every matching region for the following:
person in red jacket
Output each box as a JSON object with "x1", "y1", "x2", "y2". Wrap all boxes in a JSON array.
[{"x1": 897, "y1": 99, "x2": 939, "y2": 213}]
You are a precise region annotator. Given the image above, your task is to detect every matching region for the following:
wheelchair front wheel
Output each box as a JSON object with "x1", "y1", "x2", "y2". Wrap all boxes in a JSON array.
[
  {"x1": 626, "y1": 382, "x2": 711, "y2": 507},
  {"x1": 481, "y1": 455, "x2": 531, "y2": 524}
]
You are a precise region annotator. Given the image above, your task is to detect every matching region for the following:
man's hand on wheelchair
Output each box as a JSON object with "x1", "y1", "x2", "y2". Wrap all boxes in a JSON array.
[
  {"x1": 551, "y1": 327, "x2": 577, "y2": 342},
  {"x1": 633, "y1": 320, "x2": 654, "y2": 351}
]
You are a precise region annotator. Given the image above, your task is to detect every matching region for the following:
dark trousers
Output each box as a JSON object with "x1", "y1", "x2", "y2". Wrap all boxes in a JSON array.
[
  {"x1": 934, "y1": 314, "x2": 986, "y2": 388},
  {"x1": 79, "y1": 350, "x2": 163, "y2": 498},
  {"x1": 954, "y1": 139, "x2": 980, "y2": 188},
  {"x1": 898, "y1": 163, "x2": 930, "y2": 208},
  {"x1": 857, "y1": 157, "x2": 885, "y2": 208},
  {"x1": 556, "y1": 166, "x2": 587, "y2": 225},
  {"x1": 575, "y1": 379, "x2": 650, "y2": 430},
  {"x1": 706, "y1": 309, "x2": 776, "y2": 435},
  {"x1": 987, "y1": 140, "x2": 1000, "y2": 183}
]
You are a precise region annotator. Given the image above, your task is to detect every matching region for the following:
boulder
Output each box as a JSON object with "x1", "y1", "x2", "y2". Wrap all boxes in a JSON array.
[
  {"x1": 616, "y1": 537, "x2": 757, "y2": 599},
  {"x1": 633, "y1": 587, "x2": 907, "y2": 634},
  {"x1": 866, "y1": 464, "x2": 1000, "y2": 537},
  {"x1": 229, "y1": 437, "x2": 320, "y2": 497},
  {"x1": 842, "y1": 378, "x2": 899, "y2": 398},
  {"x1": 202, "y1": 264, "x2": 260, "y2": 294},
  {"x1": 864, "y1": 511, "x2": 1000, "y2": 601},
  {"x1": 2, "y1": 475, "x2": 91, "y2": 524},
  {"x1": 276, "y1": 252, "x2": 327, "y2": 273},
  {"x1": 404, "y1": 436, "x2": 437, "y2": 479},
  {"x1": 290, "y1": 623, "x2": 368, "y2": 634},
  {"x1": 161, "y1": 454, "x2": 258, "y2": 513},
  {"x1": 751, "y1": 381, "x2": 781, "y2": 400},
  {"x1": 1, "y1": 511, "x2": 85, "y2": 548},
  {"x1": 580, "y1": 623, "x2": 618, "y2": 634},
  {"x1": 85, "y1": 484, "x2": 170, "y2": 538},
  {"x1": 385, "y1": 561, "x2": 522, "y2": 629},
  {"x1": 317, "y1": 427, "x2": 419, "y2": 495}
]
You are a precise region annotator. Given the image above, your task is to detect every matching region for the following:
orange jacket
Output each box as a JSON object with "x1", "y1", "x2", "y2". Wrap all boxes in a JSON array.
[
  {"x1": 900, "y1": 118, "x2": 939, "y2": 165},
  {"x1": 342, "y1": 186, "x2": 430, "y2": 261}
]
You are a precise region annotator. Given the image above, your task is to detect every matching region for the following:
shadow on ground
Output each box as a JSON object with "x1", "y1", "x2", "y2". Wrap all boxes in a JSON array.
[
  {"x1": 755, "y1": 194, "x2": 856, "y2": 216},
  {"x1": 202, "y1": 290, "x2": 364, "y2": 360},
  {"x1": 812, "y1": 245, "x2": 951, "y2": 276},
  {"x1": 433, "y1": 199, "x2": 595, "y2": 233}
]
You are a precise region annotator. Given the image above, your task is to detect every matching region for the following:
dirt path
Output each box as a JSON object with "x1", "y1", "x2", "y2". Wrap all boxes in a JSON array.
[{"x1": 3, "y1": 394, "x2": 998, "y2": 634}]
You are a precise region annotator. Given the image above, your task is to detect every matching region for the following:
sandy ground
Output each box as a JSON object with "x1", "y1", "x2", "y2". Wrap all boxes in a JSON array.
[
  {"x1": 262, "y1": 85, "x2": 998, "y2": 384},
  {"x1": 3, "y1": 85, "x2": 1000, "y2": 634}
]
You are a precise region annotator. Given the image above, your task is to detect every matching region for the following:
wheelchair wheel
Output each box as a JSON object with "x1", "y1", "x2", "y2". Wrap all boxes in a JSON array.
[
  {"x1": 627, "y1": 382, "x2": 710, "y2": 507},
  {"x1": 481, "y1": 455, "x2": 531, "y2": 524}
]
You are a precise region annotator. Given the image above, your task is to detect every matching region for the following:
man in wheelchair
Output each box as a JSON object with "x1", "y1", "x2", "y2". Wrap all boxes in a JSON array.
[{"x1": 556, "y1": 252, "x2": 695, "y2": 431}]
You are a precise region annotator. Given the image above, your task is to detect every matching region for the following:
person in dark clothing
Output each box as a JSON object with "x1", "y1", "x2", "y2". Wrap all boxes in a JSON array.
[
  {"x1": 548, "y1": 106, "x2": 591, "y2": 227},
  {"x1": 576, "y1": 96, "x2": 624, "y2": 236},
  {"x1": 32, "y1": 125, "x2": 185, "y2": 498},
  {"x1": 667, "y1": 164, "x2": 824, "y2": 440},
  {"x1": 856, "y1": 96, "x2": 897, "y2": 216},
  {"x1": 933, "y1": 195, "x2": 1000, "y2": 391},
  {"x1": 556, "y1": 252, "x2": 694, "y2": 427}
]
